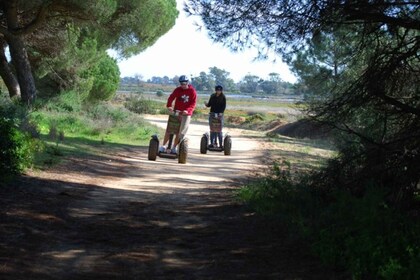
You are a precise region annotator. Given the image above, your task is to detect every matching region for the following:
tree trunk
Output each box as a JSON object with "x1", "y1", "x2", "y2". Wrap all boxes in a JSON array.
[
  {"x1": 7, "y1": 36, "x2": 36, "y2": 105},
  {"x1": 0, "y1": 41, "x2": 20, "y2": 98},
  {"x1": 4, "y1": 0, "x2": 37, "y2": 106}
]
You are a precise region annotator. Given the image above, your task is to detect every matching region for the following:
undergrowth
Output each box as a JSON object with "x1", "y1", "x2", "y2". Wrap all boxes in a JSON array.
[
  {"x1": 0, "y1": 94, "x2": 41, "y2": 182},
  {"x1": 1, "y1": 91, "x2": 160, "y2": 175},
  {"x1": 238, "y1": 160, "x2": 420, "y2": 279}
]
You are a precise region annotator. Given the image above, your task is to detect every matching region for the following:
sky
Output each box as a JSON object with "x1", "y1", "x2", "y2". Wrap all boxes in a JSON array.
[{"x1": 114, "y1": 0, "x2": 297, "y2": 83}]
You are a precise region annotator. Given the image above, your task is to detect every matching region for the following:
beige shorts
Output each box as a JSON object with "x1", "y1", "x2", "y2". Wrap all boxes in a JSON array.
[{"x1": 179, "y1": 115, "x2": 191, "y2": 136}]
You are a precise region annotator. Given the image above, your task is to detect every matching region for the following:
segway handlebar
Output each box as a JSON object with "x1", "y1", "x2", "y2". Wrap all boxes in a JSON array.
[
  {"x1": 168, "y1": 108, "x2": 183, "y2": 116},
  {"x1": 210, "y1": 112, "x2": 223, "y2": 118}
]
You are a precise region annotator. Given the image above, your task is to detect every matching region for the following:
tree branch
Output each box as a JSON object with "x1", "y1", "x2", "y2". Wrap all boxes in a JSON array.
[{"x1": 12, "y1": 1, "x2": 52, "y2": 36}]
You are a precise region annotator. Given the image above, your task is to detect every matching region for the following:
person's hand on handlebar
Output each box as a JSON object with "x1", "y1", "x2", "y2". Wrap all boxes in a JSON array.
[
  {"x1": 167, "y1": 107, "x2": 173, "y2": 113},
  {"x1": 182, "y1": 110, "x2": 188, "y2": 116}
]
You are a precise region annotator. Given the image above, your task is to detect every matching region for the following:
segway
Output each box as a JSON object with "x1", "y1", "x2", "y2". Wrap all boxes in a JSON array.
[
  {"x1": 148, "y1": 110, "x2": 188, "y2": 164},
  {"x1": 200, "y1": 113, "x2": 231, "y2": 155}
]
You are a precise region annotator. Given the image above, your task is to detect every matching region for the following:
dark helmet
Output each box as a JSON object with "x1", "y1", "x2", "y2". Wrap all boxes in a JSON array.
[
  {"x1": 179, "y1": 75, "x2": 189, "y2": 83},
  {"x1": 215, "y1": 85, "x2": 223, "y2": 91}
]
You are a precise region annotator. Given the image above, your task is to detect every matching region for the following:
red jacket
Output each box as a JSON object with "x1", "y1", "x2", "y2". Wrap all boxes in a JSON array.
[{"x1": 166, "y1": 84, "x2": 197, "y2": 116}]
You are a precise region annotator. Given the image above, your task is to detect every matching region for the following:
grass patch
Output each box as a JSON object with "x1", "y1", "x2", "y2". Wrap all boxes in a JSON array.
[
  {"x1": 227, "y1": 97, "x2": 299, "y2": 109},
  {"x1": 29, "y1": 100, "x2": 161, "y2": 170},
  {"x1": 263, "y1": 133, "x2": 336, "y2": 172}
]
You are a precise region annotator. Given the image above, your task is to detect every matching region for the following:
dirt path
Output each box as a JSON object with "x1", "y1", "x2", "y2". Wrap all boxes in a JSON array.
[{"x1": 0, "y1": 116, "x2": 342, "y2": 279}]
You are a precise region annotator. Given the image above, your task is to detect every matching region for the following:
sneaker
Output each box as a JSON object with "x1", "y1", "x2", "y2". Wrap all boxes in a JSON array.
[
  {"x1": 171, "y1": 147, "x2": 177, "y2": 154},
  {"x1": 209, "y1": 144, "x2": 214, "y2": 148},
  {"x1": 159, "y1": 146, "x2": 166, "y2": 153}
]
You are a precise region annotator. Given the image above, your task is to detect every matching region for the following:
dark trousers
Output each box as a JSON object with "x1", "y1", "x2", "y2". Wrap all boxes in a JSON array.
[{"x1": 209, "y1": 114, "x2": 224, "y2": 146}]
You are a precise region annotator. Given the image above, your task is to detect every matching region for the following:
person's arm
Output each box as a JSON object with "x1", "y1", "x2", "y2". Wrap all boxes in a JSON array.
[
  {"x1": 185, "y1": 88, "x2": 197, "y2": 115},
  {"x1": 205, "y1": 95, "x2": 213, "y2": 107},
  {"x1": 166, "y1": 89, "x2": 177, "y2": 108},
  {"x1": 221, "y1": 96, "x2": 226, "y2": 113}
]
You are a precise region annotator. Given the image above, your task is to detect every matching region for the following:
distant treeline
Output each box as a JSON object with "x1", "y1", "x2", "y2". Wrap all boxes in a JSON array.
[{"x1": 120, "y1": 66, "x2": 304, "y2": 95}]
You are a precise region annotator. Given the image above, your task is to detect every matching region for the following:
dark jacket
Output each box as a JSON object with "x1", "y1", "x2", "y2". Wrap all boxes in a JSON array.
[{"x1": 205, "y1": 93, "x2": 226, "y2": 113}]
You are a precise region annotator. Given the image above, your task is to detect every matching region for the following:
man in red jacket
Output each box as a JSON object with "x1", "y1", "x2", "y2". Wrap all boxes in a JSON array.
[{"x1": 160, "y1": 75, "x2": 197, "y2": 153}]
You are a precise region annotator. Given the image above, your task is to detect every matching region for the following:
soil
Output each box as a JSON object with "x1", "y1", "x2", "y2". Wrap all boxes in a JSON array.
[
  {"x1": 272, "y1": 119, "x2": 333, "y2": 139},
  {"x1": 0, "y1": 116, "x2": 345, "y2": 279}
]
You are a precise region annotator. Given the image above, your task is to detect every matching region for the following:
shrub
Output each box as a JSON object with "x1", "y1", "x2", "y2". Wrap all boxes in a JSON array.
[
  {"x1": 156, "y1": 90, "x2": 164, "y2": 97},
  {"x1": 245, "y1": 113, "x2": 265, "y2": 123},
  {"x1": 311, "y1": 187, "x2": 420, "y2": 279},
  {"x1": 87, "y1": 54, "x2": 120, "y2": 102},
  {"x1": 87, "y1": 102, "x2": 130, "y2": 123},
  {"x1": 43, "y1": 91, "x2": 83, "y2": 113},
  {"x1": 124, "y1": 96, "x2": 159, "y2": 114},
  {"x1": 0, "y1": 117, "x2": 37, "y2": 180},
  {"x1": 239, "y1": 162, "x2": 420, "y2": 279}
]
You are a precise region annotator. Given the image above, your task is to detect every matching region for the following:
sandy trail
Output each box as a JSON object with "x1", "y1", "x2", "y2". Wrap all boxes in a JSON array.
[{"x1": 0, "y1": 115, "x2": 340, "y2": 279}]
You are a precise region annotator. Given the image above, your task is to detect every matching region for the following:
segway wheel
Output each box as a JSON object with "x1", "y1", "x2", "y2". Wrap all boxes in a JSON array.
[
  {"x1": 178, "y1": 138, "x2": 188, "y2": 164},
  {"x1": 224, "y1": 135, "x2": 232, "y2": 156},
  {"x1": 148, "y1": 138, "x2": 158, "y2": 160},
  {"x1": 200, "y1": 135, "x2": 208, "y2": 154}
]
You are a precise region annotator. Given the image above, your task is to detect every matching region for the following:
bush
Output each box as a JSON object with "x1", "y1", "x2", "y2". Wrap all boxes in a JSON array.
[
  {"x1": 87, "y1": 54, "x2": 120, "y2": 102},
  {"x1": 124, "y1": 96, "x2": 159, "y2": 114},
  {"x1": 0, "y1": 117, "x2": 37, "y2": 180},
  {"x1": 244, "y1": 113, "x2": 265, "y2": 123},
  {"x1": 238, "y1": 162, "x2": 420, "y2": 279},
  {"x1": 156, "y1": 90, "x2": 164, "y2": 97},
  {"x1": 87, "y1": 102, "x2": 130, "y2": 123},
  {"x1": 311, "y1": 187, "x2": 420, "y2": 279},
  {"x1": 43, "y1": 91, "x2": 83, "y2": 113},
  {"x1": 0, "y1": 97, "x2": 40, "y2": 181}
]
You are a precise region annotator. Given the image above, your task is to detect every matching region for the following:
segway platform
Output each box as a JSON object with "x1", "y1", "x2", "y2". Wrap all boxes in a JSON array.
[
  {"x1": 200, "y1": 113, "x2": 232, "y2": 155},
  {"x1": 159, "y1": 150, "x2": 178, "y2": 159},
  {"x1": 147, "y1": 111, "x2": 189, "y2": 164}
]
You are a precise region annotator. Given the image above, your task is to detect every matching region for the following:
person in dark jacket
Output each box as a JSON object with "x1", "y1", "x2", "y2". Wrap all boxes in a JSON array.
[{"x1": 204, "y1": 85, "x2": 226, "y2": 147}]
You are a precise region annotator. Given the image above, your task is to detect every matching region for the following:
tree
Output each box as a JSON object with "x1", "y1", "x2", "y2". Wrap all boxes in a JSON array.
[
  {"x1": 259, "y1": 73, "x2": 283, "y2": 95},
  {"x1": 186, "y1": 0, "x2": 420, "y2": 205},
  {"x1": 239, "y1": 74, "x2": 259, "y2": 93},
  {"x1": 171, "y1": 75, "x2": 180, "y2": 86},
  {"x1": 87, "y1": 54, "x2": 120, "y2": 102},
  {"x1": 185, "y1": 1, "x2": 419, "y2": 57},
  {"x1": 191, "y1": 71, "x2": 214, "y2": 91},
  {"x1": 0, "y1": 0, "x2": 178, "y2": 105},
  {"x1": 134, "y1": 74, "x2": 144, "y2": 86},
  {"x1": 208, "y1": 66, "x2": 235, "y2": 91}
]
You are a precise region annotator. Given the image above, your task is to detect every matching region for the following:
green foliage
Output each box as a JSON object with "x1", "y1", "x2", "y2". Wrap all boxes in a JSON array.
[
  {"x1": 291, "y1": 22, "x2": 419, "y2": 207},
  {"x1": 42, "y1": 91, "x2": 83, "y2": 113},
  {"x1": 191, "y1": 71, "x2": 216, "y2": 91},
  {"x1": 107, "y1": 0, "x2": 178, "y2": 58},
  {"x1": 208, "y1": 66, "x2": 236, "y2": 91},
  {"x1": 239, "y1": 74, "x2": 260, "y2": 93},
  {"x1": 312, "y1": 188, "x2": 420, "y2": 279},
  {"x1": 124, "y1": 96, "x2": 160, "y2": 114},
  {"x1": 0, "y1": 99, "x2": 39, "y2": 180},
  {"x1": 245, "y1": 112, "x2": 265, "y2": 123},
  {"x1": 0, "y1": 118, "x2": 34, "y2": 178},
  {"x1": 190, "y1": 67, "x2": 237, "y2": 92},
  {"x1": 87, "y1": 54, "x2": 120, "y2": 102},
  {"x1": 28, "y1": 97, "x2": 159, "y2": 168},
  {"x1": 31, "y1": 98, "x2": 158, "y2": 148},
  {"x1": 238, "y1": 160, "x2": 302, "y2": 216},
  {"x1": 156, "y1": 90, "x2": 164, "y2": 97},
  {"x1": 188, "y1": 0, "x2": 419, "y2": 206},
  {"x1": 34, "y1": 25, "x2": 99, "y2": 98},
  {"x1": 28, "y1": 0, "x2": 177, "y2": 98},
  {"x1": 238, "y1": 162, "x2": 420, "y2": 279},
  {"x1": 192, "y1": 107, "x2": 205, "y2": 118}
]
